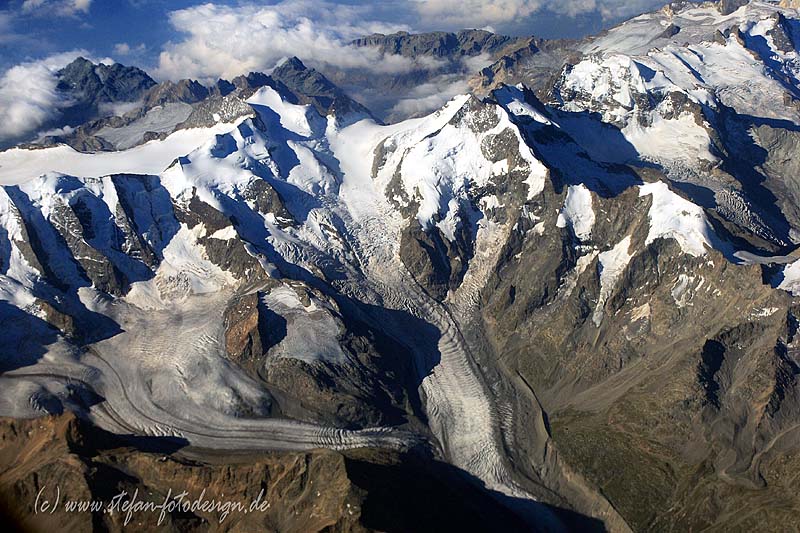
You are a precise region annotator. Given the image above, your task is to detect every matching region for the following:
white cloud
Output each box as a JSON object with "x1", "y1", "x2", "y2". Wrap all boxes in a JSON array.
[
  {"x1": 153, "y1": 0, "x2": 671, "y2": 84},
  {"x1": 97, "y1": 100, "x2": 142, "y2": 117},
  {"x1": 21, "y1": 0, "x2": 92, "y2": 16},
  {"x1": 20, "y1": 0, "x2": 46, "y2": 10},
  {"x1": 414, "y1": 0, "x2": 545, "y2": 27},
  {"x1": 546, "y1": 0, "x2": 670, "y2": 19},
  {"x1": 0, "y1": 51, "x2": 86, "y2": 143},
  {"x1": 593, "y1": 0, "x2": 670, "y2": 20},
  {"x1": 389, "y1": 77, "x2": 470, "y2": 119},
  {"x1": 114, "y1": 42, "x2": 146, "y2": 56},
  {"x1": 36, "y1": 125, "x2": 74, "y2": 138},
  {"x1": 412, "y1": 0, "x2": 669, "y2": 27},
  {"x1": 152, "y1": 0, "x2": 676, "y2": 83},
  {"x1": 461, "y1": 52, "x2": 495, "y2": 74},
  {"x1": 154, "y1": 1, "x2": 419, "y2": 82},
  {"x1": 114, "y1": 42, "x2": 131, "y2": 55},
  {"x1": 73, "y1": 0, "x2": 91, "y2": 12},
  {"x1": 153, "y1": 0, "x2": 505, "y2": 121}
]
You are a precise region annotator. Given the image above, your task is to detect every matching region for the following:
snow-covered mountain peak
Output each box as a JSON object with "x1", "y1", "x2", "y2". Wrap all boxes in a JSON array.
[{"x1": 368, "y1": 92, "x2": 549, "y2": 244}]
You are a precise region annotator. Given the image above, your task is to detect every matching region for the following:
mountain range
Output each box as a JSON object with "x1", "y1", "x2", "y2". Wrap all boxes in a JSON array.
[{"x1": 2, "y1": 1, "x2": 800, "y2": 531}]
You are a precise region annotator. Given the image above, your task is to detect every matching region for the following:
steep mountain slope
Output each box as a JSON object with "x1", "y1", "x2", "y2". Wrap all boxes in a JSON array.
[
  {"x1": 462, "y1": 1, "x2": 800, "y2": 529},
  {"x1": 481, "y1": 86, "x2": 800, "y2": 531},
  {"x1": 0, "y1": 78, "x2": 621, "y2": 529},
  {"x1": 2, "y1": 1, "x2": 800, "y2": 531}
]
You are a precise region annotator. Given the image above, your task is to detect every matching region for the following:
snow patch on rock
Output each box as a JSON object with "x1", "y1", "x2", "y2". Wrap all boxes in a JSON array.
[
  {"x1": 777, "y1": 260, "x2": 800, "y2": 295},
  {"x1": 556, "y1": 184, "x2": 595, "y2": 241},
  {"x1": 593, "y1": 236, "x2": 633, "y2": 326},
  {"x1": 639, "y1": 181, "x2": 718, "y2": 256},
  {"x1": 261, "y1": 284, "x2": 349, "y2": 365}
]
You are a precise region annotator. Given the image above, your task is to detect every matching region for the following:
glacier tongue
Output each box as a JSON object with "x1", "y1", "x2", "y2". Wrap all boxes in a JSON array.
[{"x1": 325, "y1": 114, "x2": 561, "y2": 517}]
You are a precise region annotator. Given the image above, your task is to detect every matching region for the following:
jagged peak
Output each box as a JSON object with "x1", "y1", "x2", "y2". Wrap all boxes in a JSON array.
[
  {"x1": 350, "y1": 28, "x2": 523, "y2": 59},
  {"x1": 274, "y1": 56, "x2": 308, "y2": 73},
  {"x1": 62, "y1": 56, "x2": 93, "y2": 68},
  {"x1": 57, "y1": 56, "x2": 155, "y2": 83},
  {"x1": 231, "y1": 70, "x2": 272, "y2": 90}
]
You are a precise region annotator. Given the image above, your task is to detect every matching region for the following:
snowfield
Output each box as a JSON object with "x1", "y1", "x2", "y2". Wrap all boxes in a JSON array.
[
  {"x1": 557, "y1": 184, "x2": 595, "y2": 242},
  {"x1": 639, "y1": 181, "x2": 723, "y2": 257},
  {"x1": 0, "y1": 119, "x2": 246, "y2": 185}
]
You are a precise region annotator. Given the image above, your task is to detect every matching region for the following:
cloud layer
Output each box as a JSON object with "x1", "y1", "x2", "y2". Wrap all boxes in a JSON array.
[
  {"x1": 21, "y1": 0, "x2": 92, "y2": 16},
  {"x1": 413, "y1": 0, "x2": 670, "y2": 27},
  {"x1": 0, "y1": 51, "x2": 86, "y2": 143},
  {"x1": 154, "y1": 1, "x2": 416, "y2": 82},
  {"x1": 153, "y1": 0, "x2": 672, "y2": 82},
  {"x1": 152, "y1": 1, "x2": 511, "y2": 120},
  {"x1": 414, "y1": 0, "x2": 544, "y2": 28}
]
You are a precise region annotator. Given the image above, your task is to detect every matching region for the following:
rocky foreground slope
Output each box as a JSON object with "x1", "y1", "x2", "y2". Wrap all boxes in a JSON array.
[
  {"x1": 2, "y1": 1, "x2": 800, "y2": 531},
  {"x1": 0, "y1": 413, "x2": 540, "y2": 532}
]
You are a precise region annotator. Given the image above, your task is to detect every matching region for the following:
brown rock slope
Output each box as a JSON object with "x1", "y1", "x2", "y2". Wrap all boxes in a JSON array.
[
  {"x1": 0, "y1": 414, "x2": 538, "y2": 532},
  {"x1": 475, "y1": 167, "x2": 800, "y2": 530}
]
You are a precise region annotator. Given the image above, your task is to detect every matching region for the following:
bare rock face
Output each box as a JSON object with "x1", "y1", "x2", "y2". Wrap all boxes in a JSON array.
[
  {"x1": 475, "y1": 155, "x2": 800, "y2": 529},
  {"x1": 34, "y1": 299, "x2": 75, "y2": 337},
  {"x1": 224, "y1": 292, "x2": 266, "y2": 363},
  {"x1": 400, "y1": 220, "x2": 469, "y2": 301},
  {"x1": 172, "y1": 192, "x2": 272, "y2": 284},
  {"x1": 717, "y1": 0, "x2": 749, "y2": 15},
  {"x1": 270, "y1": 57, "x2": 373, "y2": 120},
  {"x1": 351, "y1": 29, "x2": 524, "y2": 59},
  {"x1": 222, "y1": 282, "x2": 423, "y2": 430},
  {"x1": 143, "y1": 79, "x2": 210, "y2": 108},
  {"x1": 0, "y1": 413, "x2": 367, "y2": 532},
  {"x1": 57, "y1": 58, "x2": 156, "y2": 108},
  {"x1": 471, "y1": 39, "x2": 575, "y2": 97}
]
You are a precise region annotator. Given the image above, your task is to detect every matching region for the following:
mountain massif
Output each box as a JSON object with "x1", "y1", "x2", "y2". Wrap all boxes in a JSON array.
[{"x1": 2, "y1": 1, "x2": 800, "y2": 531}]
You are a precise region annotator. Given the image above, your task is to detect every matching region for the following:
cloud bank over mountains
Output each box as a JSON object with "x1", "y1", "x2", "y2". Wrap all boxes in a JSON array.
[
  {"x1": 0, "y1": 50, "x2": 87, "y2": 142},
  {"x1": 412, "y1": 0, "x2": 669, "y2": 27},
  {"x1": 154, "y1": 1, "x2": 413, "y2": 81},
  {"x1": 0, "y1": 0, "x2": 675, "y2": 143},
  {"x1": 153, "y1": 0, "x2": 672, "y2": 81}
]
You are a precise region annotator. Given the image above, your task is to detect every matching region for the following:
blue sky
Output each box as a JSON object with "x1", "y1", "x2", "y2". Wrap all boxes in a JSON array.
[
  {"x1": 0, "y1": 0, "x2": 210, "y2": 71},
  {"x1": 0, "y1": 0, "x2": 673, "y2": 76}
]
